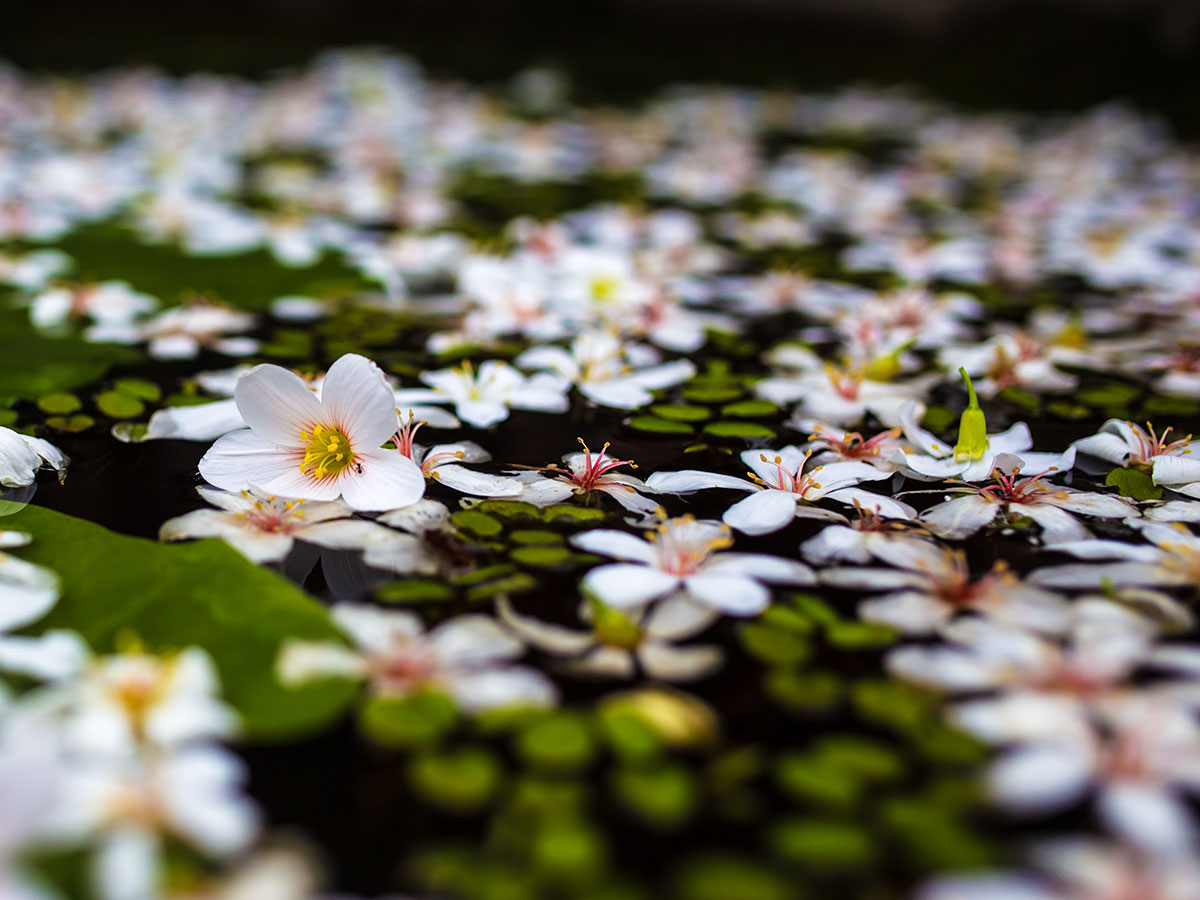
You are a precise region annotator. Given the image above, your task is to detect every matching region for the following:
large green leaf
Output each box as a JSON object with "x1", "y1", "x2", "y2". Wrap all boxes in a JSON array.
[
  {"x1": 48, "y1": 224, "x2": 374, "y2": 311},
  {"x1": 0, "y1": 310, "x2": 139, "y2": 401},
  {"x1": 5, "y1": 504, "x2": 354, "y2": 740}
]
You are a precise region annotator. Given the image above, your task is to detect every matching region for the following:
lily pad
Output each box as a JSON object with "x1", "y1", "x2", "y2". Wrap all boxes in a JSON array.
[
  {"x1": 703, "y1": 421, "x2": 777, "y2": 439},
  {"x1": 650, "y1": 404, "x2": 712, "y2": 422},
  {"x1": 95, "y1": 389, "x2": 145, "y2": 419},
  {"x1": 627, "y1": 415, "x2": 695, "y2": 435},
  {"x1": 719, "y1": 399, "x2": 779, "y2": 418}
]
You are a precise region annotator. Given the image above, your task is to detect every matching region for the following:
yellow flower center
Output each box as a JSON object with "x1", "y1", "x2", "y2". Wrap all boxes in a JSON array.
[{"x1": 299, "y1": 424, "x2": 355, "y2": 479}]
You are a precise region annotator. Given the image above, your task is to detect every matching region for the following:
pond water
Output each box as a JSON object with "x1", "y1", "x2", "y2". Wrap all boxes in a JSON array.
[{"x1": 0, "y1": 49, "x2": 1198, "y2": 900}]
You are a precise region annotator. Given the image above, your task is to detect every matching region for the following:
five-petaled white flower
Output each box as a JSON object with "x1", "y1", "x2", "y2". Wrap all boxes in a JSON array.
[
  {"x1": 277, "y1": 604, "x2": 557, "y2": 712},
  {"x1": 647, "y1": 447, "x2": 900, "y2": 536},
  {"x1": 198, "y1": 354, "x2": 425, "y2": 511},
  {"x1": 393, "y1": 359, "x2": 569, "y2": 428},
  {"x1": 569, "y1": 515, "x2": 815, "y2": 616}
]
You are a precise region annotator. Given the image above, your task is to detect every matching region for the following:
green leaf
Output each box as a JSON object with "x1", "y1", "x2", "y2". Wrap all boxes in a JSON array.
[
  {"x1": 542, "y1": 505, "x2": 608, "y2": 525},
  {"x1": 767, "y1": 818, "x2": 874, "y2": 867},
  {"x1": 0, "y1": 310, "x2": 139, "y2": 400},
  {"x1": 36, "y1": 393, "x2": 81, "y2": 415},
  {"x1": 474, "y1": 499, "x2": 541, "y2": 520},
  {"x1": 613, "y1": 765, "x2": 696, "y2": 828},
  {"x1": 765, "y1": 669, "x2": 841, "y2": 712},
  {"x1": 112, "y1": 378, "x2": 163, "y2": 402},
  {"x1": 739, "y1": 622, "x2": 810, "y2": 666},
  {"x1": 998, "y1": 385, "x2": 1040, "y2": 413},
  {"x1": 359, "y1": 691, "x2": 458, "y2": 748},
  {"x1": 775, "y1": 753, "x2": 860, "y2": 810},
  {"x1": 672, "y1": 856, "x2": 791, "y2": 900},
  {"x1": 6, "y1": 505, "x2": 354, "y2": 739},
  {"x1": 824, "y1": 620, "x2": 897, "y2": 649},
  {"x1": 650, "y1": 404, "x2": 712, "y2": 422},
  {"x1": 408, "y1": 747, "x2": 501, "y2": 812},
  {"x1": 1105, "y1": 467, "x2": 1162, "y2": 501},
  {"x1": 719, "y1": 399, "x2": 779, "y2": 418},
  {"x1": 509, "y1": 529, "x2": 563, "y2": 545},
  {"x1": 375, "y1": 579, "x2": 453, "y2": 604},
  {"x1": 45, "y1": 414, "x2": 94, "y2": 432},
  {"x1": 627, "y1": 415, "x2": 694, "y2": 435},
  {"x1": 515, "y1": 713, "x2": 596, "y2": 772},
  {"x1": 681, "y1": 385, "x2": 743, "y2": 403},
  {"x1": 450, "y1": 509, "x2": 504, "y2": 538},
  {"x1": 95, "y1": 390, "x2": 145, "y2": 419},
  {"x1": 509, "y1": 545, "x2": 572, "y2": 567},
  {"x1": 702, "y1": 421, "x2": 777, "y2": 439}
]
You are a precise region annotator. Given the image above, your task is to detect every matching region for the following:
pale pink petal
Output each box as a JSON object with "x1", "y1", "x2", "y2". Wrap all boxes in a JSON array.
[
  {"x1": 338, "y1": 449, "x2": 426, "y2": 511},
  {"x1": 320, "y1": 354, "x2": 399, "y2": 448},
  {"x1": 683, "y1": 573, "x2": 770, "y2": 615}
]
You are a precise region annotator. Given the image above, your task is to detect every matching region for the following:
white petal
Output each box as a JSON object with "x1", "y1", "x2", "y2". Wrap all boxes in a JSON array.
[
  {"x1": 722, "y1": 490, "x2": 797, "y2": 536},
  {"x1": 582, "y1": 564, "x2": 679, "y2": 607},
  {"x1": 683, "y1": 574, "x2": 770, "y2": 615},
  {"x1": 143, "y1": 399, "x2": 245, "y2": 442},
  {"x1": 1021, "y1": 504, "x2": 1092, "y2": 544},
  {"x1": 702, "y1": 553, "x2": 815, "y2": 585},
  {"x1": 986, "y1": 743, "x2": 1092, "y2": 814},
  {"x1": 645, "y1": 470, "x2": 757, "y2": 494},
  {"x1": 319, "y1": 354, "x2": 398, "y2": 448},
  {"x1": 446, "y1": 666, "x2": 558, "y2": 712},
  {"x1": 233, "y1": 365, "x2": 321, "y2": 446},
  {"x1": 920, "y1": 495, "x2": 1000, "y2": 540},
  {"x1": 338, "y1": 449, "x2": 426, "y2": 511},
  {"x1": 638, "y1": 643, "x2": 724, "y2": 681},
  {"x1": 858, "y1": 591, "x2": 950, "y2": 634},
  {"x1": 434, "y1": 465, "x2": 524, "y2": 497},
  {"x1": 1097, "y1": 783, "x2": 1197, "y2": 855},
  {"x1": 569, "y1": 530, "x2": 656, "y2": 564}
]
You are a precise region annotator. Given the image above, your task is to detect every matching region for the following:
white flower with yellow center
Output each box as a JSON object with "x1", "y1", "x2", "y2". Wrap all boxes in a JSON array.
[
  {"x1": 569, "y1": 515, "x2": 815, "y2": 616},
  {"x1": 198, "y1": 354, "x2": 425, "y2": 511}
]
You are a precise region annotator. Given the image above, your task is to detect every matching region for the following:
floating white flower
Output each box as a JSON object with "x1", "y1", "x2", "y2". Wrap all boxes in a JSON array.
[
  {"x1": 160, "y1": 487, "x2": 400, "y2": 563},
  {"x1": 515, "y1": 331, "x2": 696, "y2": 410},
  {"x1": 0, "y1": 429, "x2": 68, "y2": 488},
  {"x1": 393, "y1": 360, "x2": 569, "y2": 429},
  {"x1": 391, "y1": 411, "x2": 520, "y2": 497},
  {"x1": 498, "y1": 594, "x2": 722, "y2": 682},
  {"x1": 569, "y1": 515, "x2": 815, "y2": 616},
  {"x1": 919, "y1": 457, "x2": 1136, "y2": 543},
  {"x1": 647, "y1": 447, "x2": 899, "y2": 536},
  {"x1": 199, "y1": 354, "x2": 425, "y2": 512},
  {"x1": 892, "y1": 373, "x2": 1075, "y2": 482},
  {"x1": 509, "y1": 440, "x2": 662, "y2": 523},
  {"x1": 277, "y1": 605, "x2": 557, "y2": 712},
  {"x1": 821, "y1": 541, "x2": 1069, "y2": 635},
  {"x1": 1074, "y1": 419, "x2": 1200, "y2": 497}
]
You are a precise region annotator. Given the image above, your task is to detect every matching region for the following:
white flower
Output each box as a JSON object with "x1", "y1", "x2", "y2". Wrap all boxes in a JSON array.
[
  {"x1": 754, "y1": 345, "x2": 930, "y2": 427},
  {"x1": 1030, "y1": 522, "x2": 1200, "y2": 590},
  {"x1": 277, "y1": 605, "x2": 557, "y2": 712},
  {"x1": 29, "y1": 282, "x2": 158, "y2": 333},
  {"x1": 497, "y1": 594, "x2": 722, "y2": 682},
  {"x1": 0, "y1": 530, "x2": 60, "y2": 637},
  {"x1": 515, "y1": 330, "x2": 695, "y2": 410},
  {"x1": 160, "y1": 486, "x2": 400, "y2": 563},
  {"x1": 393, "y1": 360, "x2": 569, "y2": 428},
  {"x1": 983, "y1": 695, "x2": 1200, "y2": 856},
  {"x1": 36, "y1": 645, "x2": 237, "y2": 757},
  {"x1": 790, "y1": 419, "x2": 907, "y2": 470},
  {"x1": 1074, "y1": 419, "x2": 1200, "y2": 497},
  {"x1": 508, "y1": 440, "x2": 662, "y2": 523},
  {"x1": 64, "y1": 745, "x2": 260, "y2": 900},
  {"x1": 646, "y1": 447, "x2": 899, "y2": 536},
  {"x1": 569, "y1": 515, "x2": 815, "y2": 616},
  {"x1": 821, "y1": 540, "x2": 1069, "y2": 635},
  {"x1": 199, "y1": 354, "x2": 425, "y2": 512},
  {"x1": 0, "y1": 429, "x2": 68, "y2": 487},
  {"x1": 893, "y1": 384, "x2": 1075, "y2": 482},
  {"x1": 390, "y1": 411, "x2": 520, "y2": 497},
  {"x1": 124, "y1": 303, "x2": 258, "y2": 360},
  {"x1": 919, "y1": 459, "x2": 1137, "y2": 543},
  {"x1": 941, "y1": 331, "x2": 1079, "y2": 397}
]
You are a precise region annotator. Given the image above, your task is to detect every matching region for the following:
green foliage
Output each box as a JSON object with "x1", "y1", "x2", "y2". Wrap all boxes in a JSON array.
[
  {"x1": 360, "y1": 692, "x2": 459, "y2": 748},
  {"x1": 6, "y1": 505, "x2": 353, "y2": 739},
  {"x1": 1106, "y1": 467, "x2": 1162, "y2": 501}
]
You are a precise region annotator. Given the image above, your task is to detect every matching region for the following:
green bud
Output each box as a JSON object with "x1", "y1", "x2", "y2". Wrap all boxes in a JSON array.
[{"x1": 953, "y1": 367, "x2": 989, "y2": 462}]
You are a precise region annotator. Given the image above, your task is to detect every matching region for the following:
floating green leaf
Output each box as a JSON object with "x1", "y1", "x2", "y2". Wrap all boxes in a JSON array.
[
  {"x1": 95, "y1": 390, "x2": 145, "y2": 419},
  {"x1": 515, "y1": 713, "x2": 596, "y2": 772},
  {"x1": 650, "y1": 404, "x2": 712, "y2": 422},
  {"x1": 1105, "y1": 467, "x2": 1162, "y2": 501},
  {"x1": 613, "y1": 765, "x2": 696, "y2": 828},
  {"x1": 409, "y1": 748, "x2": 501, "y2": 812},
  {"x1": 359, "y1": 691, "x2": 458, "y2": 748},
  {"x1": 36, "y1": 392, "x2": 81, "y2": 414},
  {"x1": 703, "y1": 421, "x2": 776, "y2": 439},
  {"x1": 627, "y1": 415, "x2": 695, "y2": 435},
  {"x1": 719, "y1": 399, "x2": 779, "y2": 418},
  {"x1": 768, "y1": 817, "x2": 874, "y2": 867},
  {"x1": 451, "y1": 509, "x2": 504, "y2": 538},
  {"x1": 112, "y1": 378, "x2": 162, "y2": 402},
  {"x1": 376, "y1": 579, "x2": 453, "y2": 604}
]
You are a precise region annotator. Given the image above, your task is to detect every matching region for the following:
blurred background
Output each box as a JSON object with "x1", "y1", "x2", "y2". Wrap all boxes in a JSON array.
[{"x1": 8, "y1": 0, "x2": 1200, "y2": 133}]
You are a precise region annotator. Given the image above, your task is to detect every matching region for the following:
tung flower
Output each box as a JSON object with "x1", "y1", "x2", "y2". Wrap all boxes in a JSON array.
[{"x1": 198, "y1": 354, "x2": 425, "y2": 511}]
